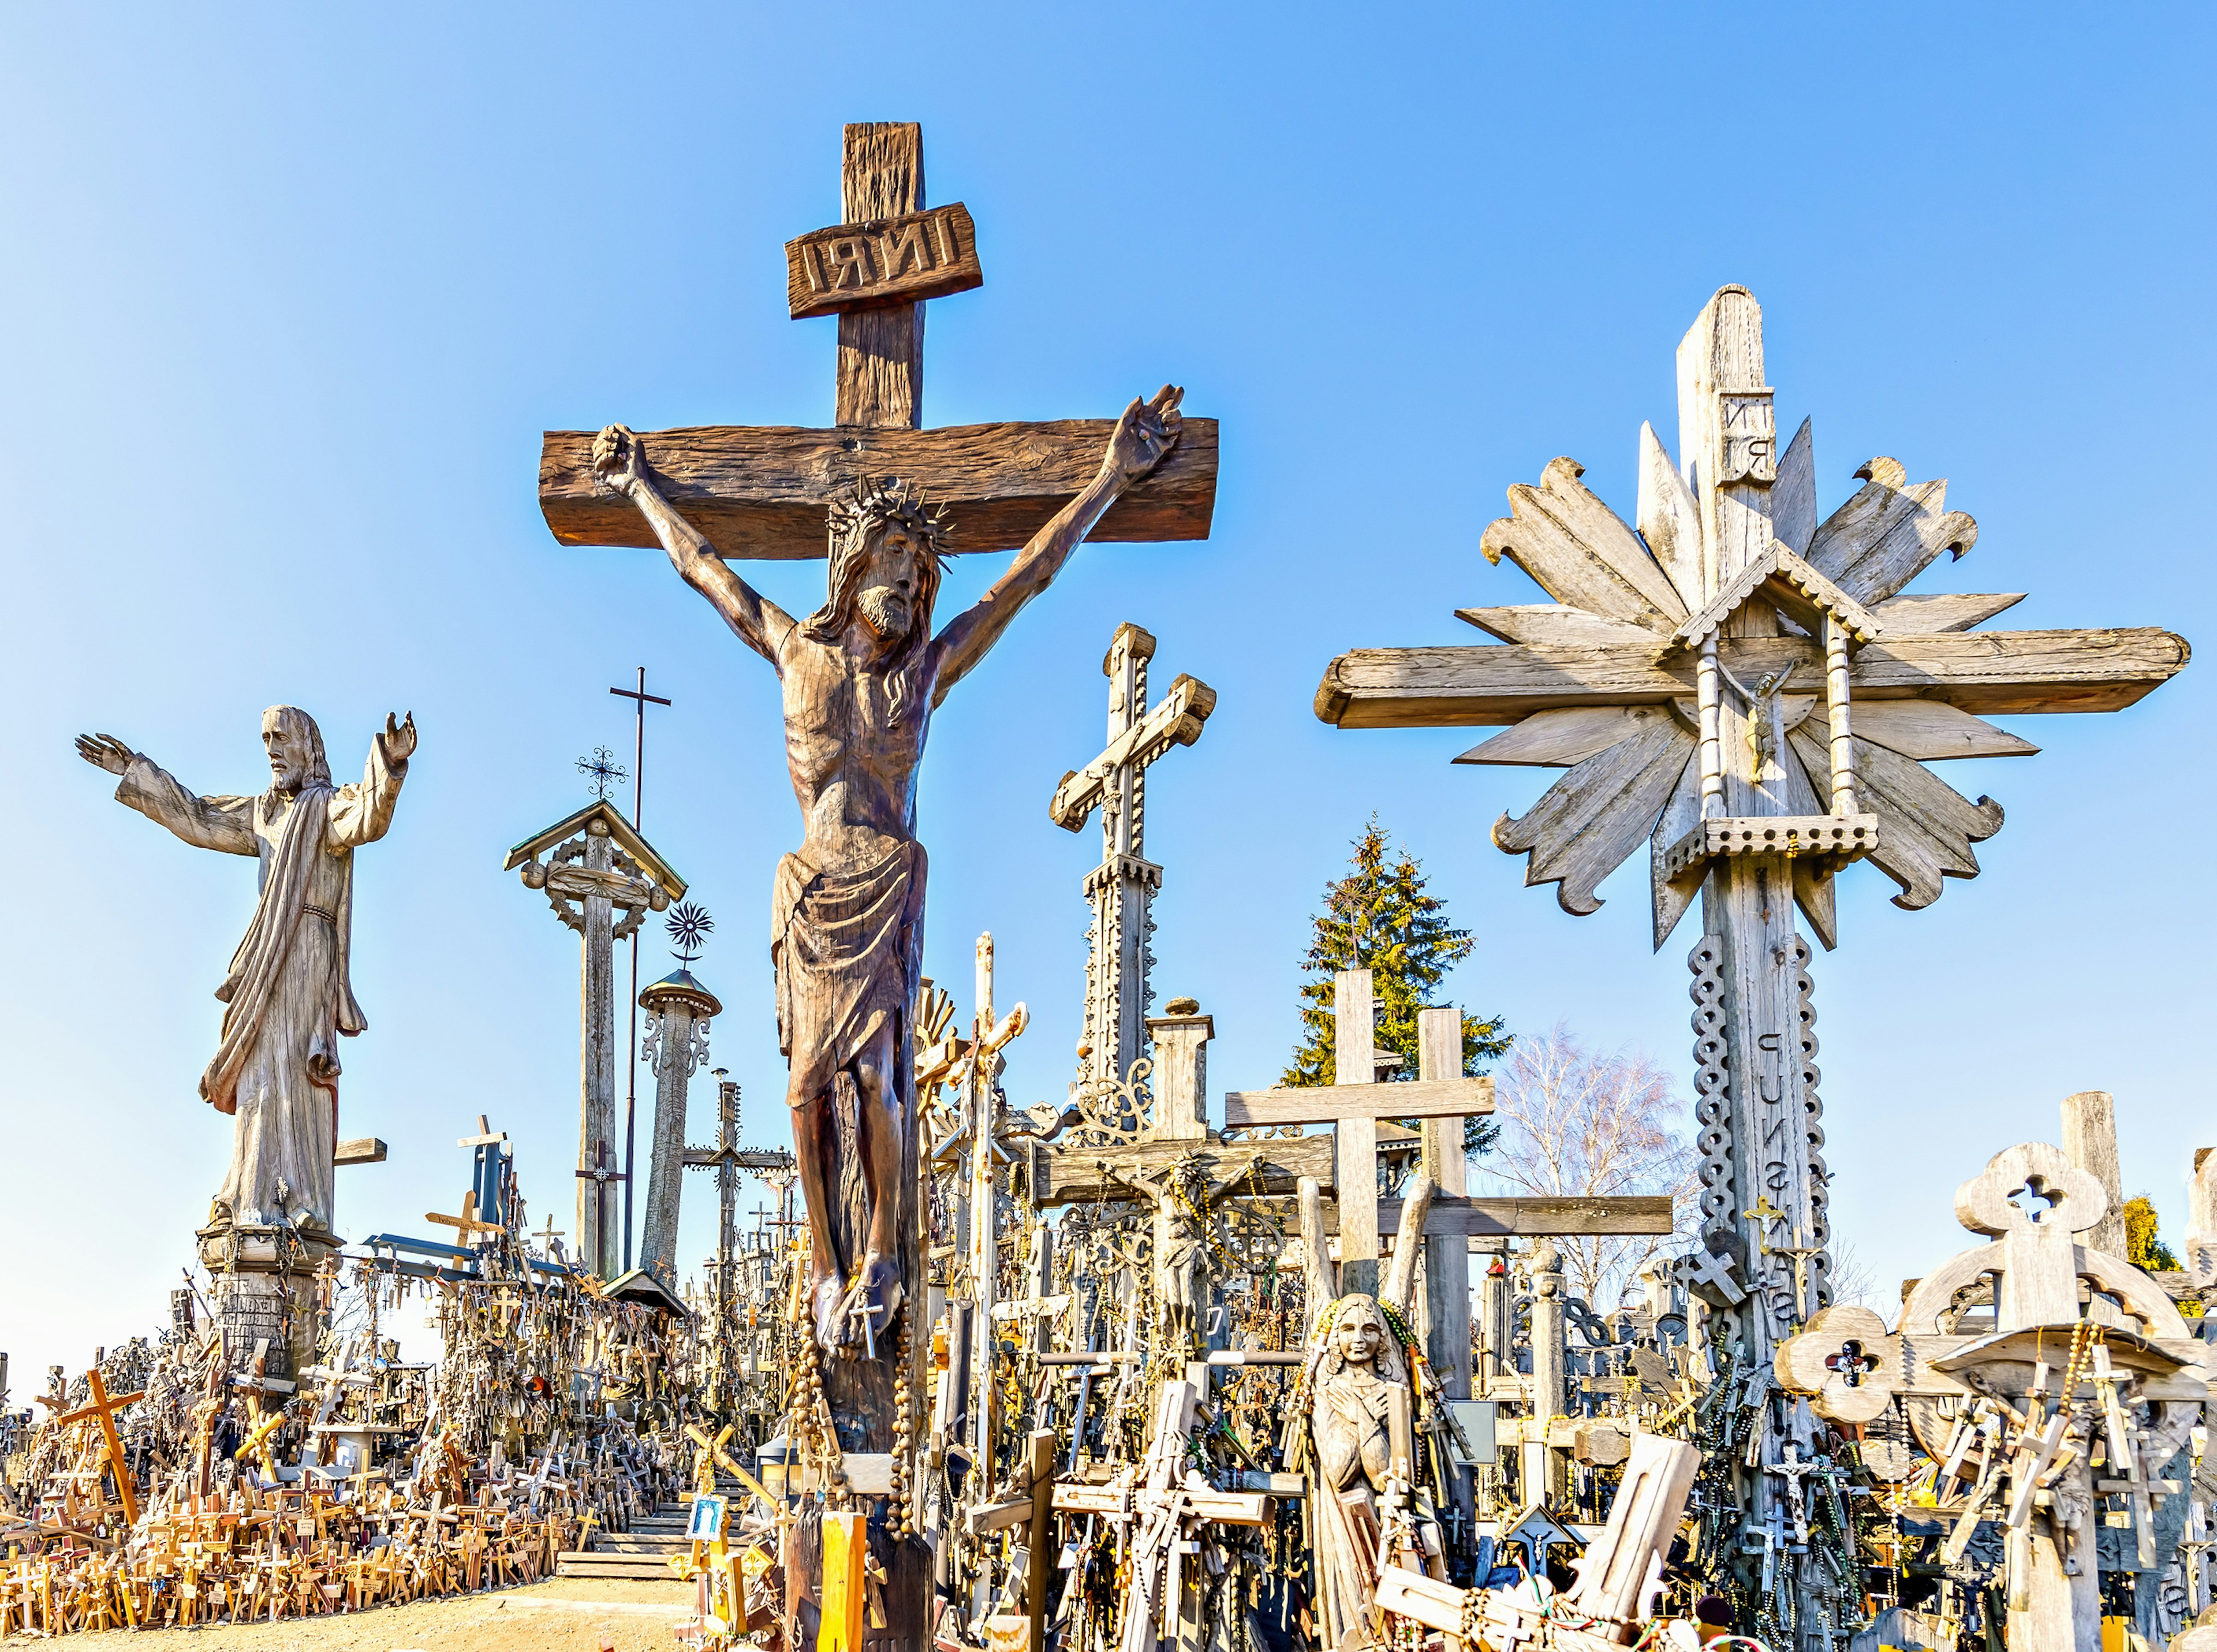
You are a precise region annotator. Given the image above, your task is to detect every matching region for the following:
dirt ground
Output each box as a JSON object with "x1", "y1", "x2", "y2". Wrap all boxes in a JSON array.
[{"x1": 2, "y1": 1575, "x2": 700, "y2": 1651}]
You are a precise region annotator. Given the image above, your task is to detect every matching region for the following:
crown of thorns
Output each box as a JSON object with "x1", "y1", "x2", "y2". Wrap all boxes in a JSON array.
[{"x1": 828, "y1": 475, "x2": 955, "y2": 553}]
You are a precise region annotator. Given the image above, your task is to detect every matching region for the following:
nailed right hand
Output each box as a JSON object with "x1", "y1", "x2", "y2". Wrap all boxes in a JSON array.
[
  {"x1": 76, "y1": 732, "x2": 133, "y2": 775},
  {"x1": 591, "y1": 424, "x2": 647, "y2": 497}
]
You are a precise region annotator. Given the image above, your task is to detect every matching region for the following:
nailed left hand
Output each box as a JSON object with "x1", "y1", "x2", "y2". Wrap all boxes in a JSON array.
[{"x1": 1103, "y1": 385, "x2": 1184, "y2": 484}]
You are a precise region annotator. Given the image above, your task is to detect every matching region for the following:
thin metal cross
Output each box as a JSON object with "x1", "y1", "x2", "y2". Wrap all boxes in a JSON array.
[{"x1": 609, "y1": 665, "x2": 672, "y2": 1273}]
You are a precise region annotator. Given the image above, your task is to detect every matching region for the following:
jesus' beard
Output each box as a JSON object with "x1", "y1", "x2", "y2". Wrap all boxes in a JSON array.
[{"x1": 857, "y1": 586, "x2": 912, "y2": 644}]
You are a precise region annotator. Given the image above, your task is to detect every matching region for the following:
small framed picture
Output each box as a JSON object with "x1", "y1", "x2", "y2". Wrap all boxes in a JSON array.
[{"x1": 688, "y1": 1494, "x2": 727, "y2": 1542}]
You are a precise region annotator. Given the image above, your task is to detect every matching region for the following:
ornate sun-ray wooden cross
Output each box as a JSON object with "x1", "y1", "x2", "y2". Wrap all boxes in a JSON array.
[
  {"x1": 1050, "y1": 621, "x2": 1216, "y2": 1099},
  {"x1": 1317, "y1": 283, "x2": 2188, "y2": 1626}
]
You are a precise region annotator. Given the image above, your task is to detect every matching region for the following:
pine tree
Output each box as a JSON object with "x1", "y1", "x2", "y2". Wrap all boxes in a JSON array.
[{"x1": 1282, "y1": 818, "x2": 1510, "y2": 1155}]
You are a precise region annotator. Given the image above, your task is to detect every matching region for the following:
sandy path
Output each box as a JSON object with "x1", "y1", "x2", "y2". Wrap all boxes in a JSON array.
[{"x1": 2, "y1": 1576, "x2": 700, "y2": 1651}]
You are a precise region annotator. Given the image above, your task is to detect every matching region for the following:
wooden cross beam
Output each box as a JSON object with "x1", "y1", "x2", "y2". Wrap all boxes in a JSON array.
[
  {"x1": 1227, "y1": 969, "x2": 1490, "y2": 1297},
  {"x1": 538, "y1": 124, "x2": 1218, "y2": 561},
  {"x1": 1315, "y1": 627, "x2": 2189, "y2": 730}
]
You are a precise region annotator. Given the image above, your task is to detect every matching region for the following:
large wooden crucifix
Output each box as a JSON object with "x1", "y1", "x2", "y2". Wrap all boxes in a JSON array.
[
  {"x1": 1314, "y1": 284, "x2": 2188, "y2": 1623},
  {"x1": 542, "y1": 123, "x2": 1216, "y2": 1652},
  {"x1": 1050, "y1": 621, "x2": 1216, "y2": 1097}
]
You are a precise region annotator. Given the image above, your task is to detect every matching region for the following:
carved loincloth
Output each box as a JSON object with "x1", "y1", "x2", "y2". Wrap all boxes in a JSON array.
[{"x1": 772, "y1": 837, "x2": 926, "y2": 1112}]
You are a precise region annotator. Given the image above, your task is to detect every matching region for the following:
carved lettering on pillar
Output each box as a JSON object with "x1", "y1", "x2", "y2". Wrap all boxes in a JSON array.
[
  {"x1": 1716, "y1": 389, "x2": 1776, "y2": 484},
  {"x1": 787, "y1": 204, "x2": 984, "y2": 318}
]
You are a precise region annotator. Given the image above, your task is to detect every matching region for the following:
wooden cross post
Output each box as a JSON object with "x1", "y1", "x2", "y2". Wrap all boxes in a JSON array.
[
  {"x1": 504, "y1": 803, "x2": 685, "y2": 1282},
  {"x1": 1050, "y1": 622, "x2": 1216, "y2": 1101},
  {"x1": 1222, "y1": 969, "x2": 1494, "y2": 1298},
  {"x1": 609, "y1": 667, "x2": 672, "y2": 1274}
]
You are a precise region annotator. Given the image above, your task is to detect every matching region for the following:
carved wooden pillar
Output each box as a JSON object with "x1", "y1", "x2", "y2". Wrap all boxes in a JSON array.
[{"x1": 639, "y1": 969, "x2": 719, "y2": 1285}]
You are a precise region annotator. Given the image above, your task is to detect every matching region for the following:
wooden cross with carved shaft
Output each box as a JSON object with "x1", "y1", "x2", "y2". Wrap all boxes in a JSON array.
[
  {"x1": 683, "y1": 1071, "x2": 797, "y2": 1338},
  {"x1": 1315, "y1": 284, "x2": 2189, "y2": 1370},
  {"x1": 1050, "y1": 621, "x2": 1217, "y2": 1098},
  {"x1": 537, "y1": 124, "x2": 1216, "y2": 562},
  {"x1": 573, "y1": 1143, "x2": 628, "y2": 1280}
]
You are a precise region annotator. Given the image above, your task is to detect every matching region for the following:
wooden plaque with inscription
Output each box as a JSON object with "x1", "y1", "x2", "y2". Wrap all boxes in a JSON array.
[{"x1": 785, "y1": 203, "x2": 982, "y2": 319}]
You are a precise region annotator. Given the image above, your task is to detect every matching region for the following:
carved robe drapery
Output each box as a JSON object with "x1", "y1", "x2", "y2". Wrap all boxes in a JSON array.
[{"x1": 115, "y1": 736, "x2": 406, "y2": 1231}]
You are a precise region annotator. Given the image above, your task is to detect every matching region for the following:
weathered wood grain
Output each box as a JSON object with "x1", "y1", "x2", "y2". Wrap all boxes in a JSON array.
[
  {"x1": 1221, "y1": 1076, "x2": 1494, "y2": 1128},
  {"x1": 1787, "y1": 725, "x2": 1998, "y2": 909},
  {"x1": 836, "y1": 122, "x2": 925, "y2": 428},
  {"x1": 786, "y1": 203, "x2": 981, "y2": 319},
  {"x1": 1850, "y1": 700, "x2": 2039, "y2": 761},
  {"x1": 1648, "y1": 749, "x2": 1704, "y2": 951},
  {"x1": 1260, "y1": 1192, "x2": 1673, "y2": 1238},
  {"x1": 1453, "y1": 605, "x2": 1662, "y2": 647},
  {"x1": 1028, "y1": 1133, "x2": 1336, "y2": 1207},
  {"x1": 1870, "y1": 592, "x2": 2025, "y2": 633},
  {"x1": 1480, "y1": 457, "x2": 1686, "y2": 632},
  {"x1": 1805, "y1": 462, "x2": 1978, "y2": 606},
  {"x1": 1313, "y1": 627, "x2": 2189, "y2": 728},
  {"x1": 1778, "y1": 734, "x2": 1839, "y2": 952},
  {"x1": 540, "y1": 418, "x2": 1219, "y2": 558},
  {"x1": 1771, "y1": 416, "x2": 1816, "y2": 554},
  {"x1": 1453, "y1": 704, "x2": 1678, "y2": 768},
  {"x1": 1493, "y1": 722, "x2": 1692, "y2": 915},
  {"x1": 1634, "y1": 421, "x2": 1703, "y2": 610}
]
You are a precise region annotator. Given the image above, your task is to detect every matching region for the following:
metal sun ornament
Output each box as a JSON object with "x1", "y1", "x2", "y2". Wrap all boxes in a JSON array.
[
  {"x1": 666, "y1": 901, "x2": 714, "y2": 966},
  {"x1": 577, "y1": 745, "x2": 628, "y2": 801}
]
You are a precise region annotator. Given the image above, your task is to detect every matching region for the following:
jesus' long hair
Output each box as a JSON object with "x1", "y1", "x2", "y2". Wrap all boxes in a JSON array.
[
  {"x1": 259, "y1": 705, "x2": 332, "y2": 809},
  {"x1": 798, "y1": 476, "x2": 952, "y2": 728}
]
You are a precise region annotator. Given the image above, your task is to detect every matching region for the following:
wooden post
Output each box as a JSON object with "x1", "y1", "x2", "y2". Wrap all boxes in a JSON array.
[
  {"x1": 836, "y1": 123, "x2": 925, "y2": 430},
  {"x1": 1335, "y1": 969, "x2": 1379, "y2": 1298},
  {"x1": 580, "y1": 818, "x2": 619, "y2": 1277},
  {"x1": 2061, "y1": 1090, "x2": 2128, "y2": 1256},
  {"x1": 1417, "y1": 1006, "x2": 1472, "y2": 1400},
  {"x1": 1025, "y1": 1428, "x2": 1055, "y2": 1652},
  {"x1": 1525, "y1": 1239, "x2": 1565, "y2": 1504},
  {"x1": 972, "y1": 935, "x2": 999, "y2": 1479}
]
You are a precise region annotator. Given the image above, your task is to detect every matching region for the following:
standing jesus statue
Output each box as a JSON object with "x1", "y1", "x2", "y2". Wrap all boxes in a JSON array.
[
  {"x1": 77, "y1": 706, "x2": 414, "y2": 1236},
  {"x1": 591, "y1": 387, "x2": 1182, "y2": 1351}
]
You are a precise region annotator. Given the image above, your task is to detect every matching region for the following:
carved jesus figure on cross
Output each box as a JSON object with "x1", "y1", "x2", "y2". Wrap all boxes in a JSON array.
[{"x1": 590, "y1": 387, "x2": 1183, "y2": 1351}]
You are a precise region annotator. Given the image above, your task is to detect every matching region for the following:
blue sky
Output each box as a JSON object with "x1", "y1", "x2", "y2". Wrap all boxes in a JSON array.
[{"x1": 4, "y1": 5, "x2": 2212, "y2": 1375}]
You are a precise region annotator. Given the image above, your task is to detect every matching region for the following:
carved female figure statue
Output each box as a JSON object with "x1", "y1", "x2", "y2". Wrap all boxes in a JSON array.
[
  {"x1": 1298, "y1": 1293, "x2": 1440, "y2": 1651},
  {"x1": 77, "y1": 706, "x2": 413, "y2": 1235}
]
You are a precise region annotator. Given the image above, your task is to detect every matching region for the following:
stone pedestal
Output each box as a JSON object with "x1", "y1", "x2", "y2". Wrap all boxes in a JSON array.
[
  {"x1": 197, "y1": 1222, "x2": 340, "y2": 1379},
  {"x1": 1143, "y1": 1002, "x2": 1212, "y2": 1141}
]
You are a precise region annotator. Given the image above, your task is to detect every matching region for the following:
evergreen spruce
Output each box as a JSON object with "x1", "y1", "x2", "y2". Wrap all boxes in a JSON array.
[{"x1": 1282, "y1": 818, "x2": 1510, "y2": 1155}]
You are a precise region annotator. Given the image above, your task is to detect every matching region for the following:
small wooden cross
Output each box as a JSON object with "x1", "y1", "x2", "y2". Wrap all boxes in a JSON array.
[
  {"x1": 538, "y1": 124, "x2": 1217, "y2": 561},
  {"x1": 423, "y1": 1191, "x2": 502, "y2": 1241}
]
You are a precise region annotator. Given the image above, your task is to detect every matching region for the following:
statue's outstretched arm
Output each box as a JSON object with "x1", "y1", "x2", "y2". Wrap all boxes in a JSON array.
[
  {"x1": 933, "y1": 386, "x2": 1182, "y2": 700},
  {"x1": 78, "y1": 733, "x2": 256, "y2": 855},
  {"x1": 592, "y1": 426, "x2": 795, "y2": 669}
]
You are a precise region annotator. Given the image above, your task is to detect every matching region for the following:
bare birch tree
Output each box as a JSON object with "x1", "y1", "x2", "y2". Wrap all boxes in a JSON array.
[{"x1": 1472, "y1": 1023, "x2": 1696, "y2": 1309}]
